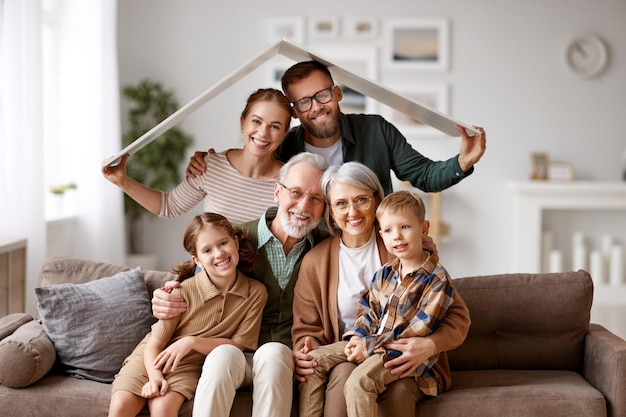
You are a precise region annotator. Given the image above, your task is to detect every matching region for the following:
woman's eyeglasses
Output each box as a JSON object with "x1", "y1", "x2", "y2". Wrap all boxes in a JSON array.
[{"x1": 331, "y1": 196, "x2": 374, "y2": 214}]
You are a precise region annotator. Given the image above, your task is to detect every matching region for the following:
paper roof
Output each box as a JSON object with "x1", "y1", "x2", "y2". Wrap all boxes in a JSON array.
[{"x1": 103, "y1": 39, "x2": 478, "y2": 167}]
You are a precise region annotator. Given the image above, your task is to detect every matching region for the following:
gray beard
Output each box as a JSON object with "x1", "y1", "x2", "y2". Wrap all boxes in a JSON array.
[{"x1": 279, "y1": 209, "x2": 319, "y2": 239}]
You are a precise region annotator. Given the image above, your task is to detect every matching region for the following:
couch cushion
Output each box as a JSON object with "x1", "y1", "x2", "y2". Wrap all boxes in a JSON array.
[
  {"x1": 0, "y1": 319, "x2": 56, "y2": 387},
  {"x1": 35, "y1": 267, "x2": 156, "y2": 383},
  {"x1": 0, "y1": 313, "x2": 33, "y2": 341},
  {"x1": 415, "y1": 370, "x2": 606, "y2": 417},
  {"x1": 449, "y1": 271, "x2": 592, "y2": 372},
  {"x1": 39, "y1": 256, "x2": 177, "y2": 297}
]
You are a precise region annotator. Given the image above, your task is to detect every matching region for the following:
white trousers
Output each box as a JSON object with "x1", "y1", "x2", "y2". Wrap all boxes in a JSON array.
[{"x1": 192, "y1": 342, "x2": 294, "y2": 417}]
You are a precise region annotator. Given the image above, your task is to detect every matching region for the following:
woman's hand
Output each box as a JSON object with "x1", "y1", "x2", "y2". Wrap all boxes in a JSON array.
[
  {"x1": 101, "y1": 154, "x2": 129, "y2": 187},
  {"x1": 151, "y1": 282, "x2": 186, "y2": 320},
  {"x1": 293, "y1": 336, "x2": 317, "y2": 383},
  {"x1": 382, "y1": 337, "x2": 436, "y2": 378}
]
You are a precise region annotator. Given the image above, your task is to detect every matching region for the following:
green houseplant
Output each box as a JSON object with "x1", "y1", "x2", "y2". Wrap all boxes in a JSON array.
[{"x1": 121, "y1": 79, "x2": 194, "y2": 254}]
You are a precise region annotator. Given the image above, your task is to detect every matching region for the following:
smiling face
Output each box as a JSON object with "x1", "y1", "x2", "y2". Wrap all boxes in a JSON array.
[
  {"x1": 378, "y1": 208, "x2": 429, "y2": 271},
  {"x1": 240, "y1": 100, "x2": 290, "y2": 157},
  {"x1": 285, "y1": 69, "x2": 342, "y2": 143},
  {"x1": 328, "y1": 181, "x2": 378, "y2": 248},
  {"x1": 274, "y1": 161, "x2": 325, "y2": 239},
  {"x1": 192, "y1": 224, "x2": 240, "y2": 284}
]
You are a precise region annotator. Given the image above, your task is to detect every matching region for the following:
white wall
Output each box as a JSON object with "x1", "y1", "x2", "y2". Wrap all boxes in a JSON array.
[{"x1": 116, "y1": 0, "x2": 626, "y2": 278}]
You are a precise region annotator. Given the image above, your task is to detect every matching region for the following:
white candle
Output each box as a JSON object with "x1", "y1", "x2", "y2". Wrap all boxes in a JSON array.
[
  {"x1": 542, "y1": 231, "x2": 554, "y2": 273},
  {"x1": 572, "y1": 232, "x2": 587, "y2": 271},
  {"x1": 589, "y1": 250, "x2": 604, "y2": 287},
  {"x1": 549, "y1": 250, "x2": 563, "y2": 273},
  {"x1": 609, "y1": 244, "x2": 624, "y2": 286}
]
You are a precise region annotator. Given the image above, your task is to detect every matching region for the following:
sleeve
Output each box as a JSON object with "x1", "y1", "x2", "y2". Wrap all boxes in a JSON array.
[
  {"x1": 292, "y1": 253, "x2": 327, "y2": 352},
  {"x1": 150, "y1": 288, "x2": 184, "y2": 343},
  {"x1": 381, "y1": 117, "x2": 473, "y2": 192},
  {"x1": 423, "y1": 279, "x2": 471, "y2": 353},
  {"x1": 229, "y1": 281, "x2": 268, "y2": 351},
  {"x1": 159, "y1": 155, "x2": 210, "y2": 217}
]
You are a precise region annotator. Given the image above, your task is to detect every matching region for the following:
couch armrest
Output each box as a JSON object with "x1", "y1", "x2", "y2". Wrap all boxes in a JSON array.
[
  {"x1": 0, "y1": 313, "x2": 33, "y2": 341},
  {"x1": 584, "y1": 323, "x2": 626, "y2": 417}
]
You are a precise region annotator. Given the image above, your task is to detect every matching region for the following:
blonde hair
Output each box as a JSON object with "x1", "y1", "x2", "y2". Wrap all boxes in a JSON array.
[{"x1": 376, "y1": 191, "x2": 426, "y2": 223}]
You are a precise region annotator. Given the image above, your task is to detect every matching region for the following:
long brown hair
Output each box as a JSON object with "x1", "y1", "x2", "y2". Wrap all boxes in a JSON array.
[
  {"x1": 241, "y1": 87, "x2": 292, "y2": 129},
  {"x1": 172, "y1": 212, "x2": 258, "y2": 282}
]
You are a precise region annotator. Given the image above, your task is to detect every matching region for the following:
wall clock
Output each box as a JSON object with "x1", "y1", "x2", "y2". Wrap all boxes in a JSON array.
[{"x1": 565, "y1": 34, "x2": 609, "y2": 78}]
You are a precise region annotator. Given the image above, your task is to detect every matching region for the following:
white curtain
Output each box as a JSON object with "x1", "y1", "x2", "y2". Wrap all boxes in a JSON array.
[
  {"x1": 1, "y1": 0, "x2": 46, "y2": 316},
  {"x1": 55, "y1": 0, "x2": 126, "y2": 265},
  {"x1": 0, "y1": 0, "x2": 125, "y2": 316}
]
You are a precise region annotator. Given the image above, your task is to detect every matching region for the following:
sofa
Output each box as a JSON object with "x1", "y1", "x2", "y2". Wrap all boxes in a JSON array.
[{"x1": 0, "y1": 256, "x2": 624, "y2": 417}]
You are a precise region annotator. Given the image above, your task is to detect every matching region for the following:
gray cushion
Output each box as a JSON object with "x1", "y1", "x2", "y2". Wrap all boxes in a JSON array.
[
  {"x1": 34, "y1": 267, "x2": 156, "y2": 382},
  {"x1": 0, "y1": 319, "x2": 56, "y2": 387}
]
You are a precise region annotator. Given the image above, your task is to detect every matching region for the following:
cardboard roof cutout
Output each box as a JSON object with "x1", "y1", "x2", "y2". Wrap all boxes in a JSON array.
[{"x1": 103, "y1": 39, "x2": 479, "y2": 168}]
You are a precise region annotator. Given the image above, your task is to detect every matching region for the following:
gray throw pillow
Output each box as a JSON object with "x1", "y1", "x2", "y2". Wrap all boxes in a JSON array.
[{"x1": 35, "y1": 267, "x2": 156, "y2": 383}]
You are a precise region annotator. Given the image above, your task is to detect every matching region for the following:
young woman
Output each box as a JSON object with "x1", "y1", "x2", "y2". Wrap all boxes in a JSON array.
[
  {"x1": 108, "y1": 213, "x2": 267, "y2": 417},
  {"x1": 102, "y1": 88, "x2": 292, "y2": 224}
]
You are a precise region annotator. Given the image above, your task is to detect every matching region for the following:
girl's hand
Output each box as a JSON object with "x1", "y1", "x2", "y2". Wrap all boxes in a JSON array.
[
  {"x1": 154, "y1": 336, "x2": 194, "y2": 374},
  {"x1": 141, "y1": 376, "x2": 168, "y2": 398}
]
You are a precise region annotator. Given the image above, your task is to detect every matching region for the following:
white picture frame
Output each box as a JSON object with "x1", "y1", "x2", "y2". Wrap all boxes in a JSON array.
[
  {"x1": 344, "y1": 16, "x2": 378, "y2": 39},
  {"x1": 311, "y1": 45, "x2": 379, "y2": 114},
  {"x1": 383, "y1": 18, "x2": 449, "y2": 71},
  {"x1": 380, "y1": 84, "x2": 449, "y2": 138},
  {"x1": 308, "y1": 16, "x2": 340, "y2": 40},
  {"x1": 266, "y1": 17, "x2": 306, "y2": 44}
]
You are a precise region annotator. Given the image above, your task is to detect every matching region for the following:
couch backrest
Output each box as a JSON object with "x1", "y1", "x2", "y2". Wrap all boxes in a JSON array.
[
  {"x1": 38, "y1": 256, "x2": 177, "y2": 298},
  {"x1": 448, "y1": 270, "x2": 593, "y2": 372}
]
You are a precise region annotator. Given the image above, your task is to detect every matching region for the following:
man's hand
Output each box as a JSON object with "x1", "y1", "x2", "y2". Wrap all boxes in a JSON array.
[
  {"x1": 382, "y1": 337, "x2": 436, "y2": 378},
  {"x1": 293, "y1": 336, "x2": 316, "y2": 382},
  {"x1": 152, "y1": 282, "x2": 186, "y2": 320},
  {"x1": 456, "y1": 125, "x2": 487, "y2": 173},
  {"x1": 185, "y1": 148, "x2": 216, "y2": 178}
]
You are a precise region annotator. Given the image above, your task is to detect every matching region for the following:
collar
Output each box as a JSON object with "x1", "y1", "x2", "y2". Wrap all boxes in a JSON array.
[
  {"x1": 193, "y1": 269, "x2": 250, "y2": 302},
  {"x1": 388, "y1": 252, "x2": 437, "y2": 278}
]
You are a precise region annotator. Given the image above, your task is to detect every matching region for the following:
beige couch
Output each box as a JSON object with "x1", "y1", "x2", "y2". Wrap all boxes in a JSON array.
[{"x1": 0, "y1": 256, "x2": 624, "y2": 417}]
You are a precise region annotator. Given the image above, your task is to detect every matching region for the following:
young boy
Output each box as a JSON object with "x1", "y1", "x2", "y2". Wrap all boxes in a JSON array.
[{"x1": 298, "y1": 191, "x2": 456, "y2": 417}]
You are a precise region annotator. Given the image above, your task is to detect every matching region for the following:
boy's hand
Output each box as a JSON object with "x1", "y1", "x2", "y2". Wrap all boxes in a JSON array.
[{"x1": 345, "y1": 336, "x2": 365, "y2": 363}]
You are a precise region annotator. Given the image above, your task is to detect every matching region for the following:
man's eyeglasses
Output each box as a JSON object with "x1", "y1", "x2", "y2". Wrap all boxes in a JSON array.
[
  {"x1": 278, "y1": 183, "x2": 326, "y2": 206},
  {"x1": 290, "y1": 86, "x2": 336, "y2": 113},
  {"x1": 331, "y1": 196, "x2": 374, "y2": 214}
]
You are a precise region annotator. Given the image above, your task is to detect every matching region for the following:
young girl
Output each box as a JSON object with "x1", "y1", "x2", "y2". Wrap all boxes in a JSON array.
[{"x1": 108, "y1": 213, "x2": 268, "y2": 417}]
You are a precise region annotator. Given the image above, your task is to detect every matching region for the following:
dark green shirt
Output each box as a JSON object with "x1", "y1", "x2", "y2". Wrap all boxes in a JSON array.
[{"x1": 277, "y1": 113, "x2": 473, "y2": 194}]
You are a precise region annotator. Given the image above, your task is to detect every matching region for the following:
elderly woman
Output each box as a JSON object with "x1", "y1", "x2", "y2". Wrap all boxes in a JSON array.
[{"x1": 292, "y1": 162, "x2": 471, "y2": 417}]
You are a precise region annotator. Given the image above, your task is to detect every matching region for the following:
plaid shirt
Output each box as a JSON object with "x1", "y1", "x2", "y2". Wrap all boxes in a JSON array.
[
  {"x1": 343, "y1": 254, "x2": 455, "y2": 396},
  {"x1": 256, "y1": 207, "x2": 313, "y2": 290}
]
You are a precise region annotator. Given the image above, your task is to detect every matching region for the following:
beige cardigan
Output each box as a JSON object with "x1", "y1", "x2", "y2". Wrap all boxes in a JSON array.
[{"x1": 292, "y1": 233, "x2": 471, "y2": 391}]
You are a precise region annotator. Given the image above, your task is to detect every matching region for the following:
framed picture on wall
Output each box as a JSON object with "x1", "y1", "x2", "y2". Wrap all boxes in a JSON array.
[
  {"x1": 344, "y1": 16, "x2": 378, "y2": 39},
  {"x1": 383, "y1": 18, "x2": 449, "y2": 71},
  {"x1": 308, "y1": 16, "x2": 340, "y2": 40},
  {"x1": 311, "y1": 45, "x2": 379, "y2": 114},
  {"x1": 380, "y1": 83, "x2": 449, "y2": 137},
  {"x1": 266, "y1": 17, "x2": 306, "y2": 44}
]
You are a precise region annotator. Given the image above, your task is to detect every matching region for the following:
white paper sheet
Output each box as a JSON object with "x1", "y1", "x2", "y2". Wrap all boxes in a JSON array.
[{"x1": 103, "y1": 40, "x2": 479, "y2": 168}]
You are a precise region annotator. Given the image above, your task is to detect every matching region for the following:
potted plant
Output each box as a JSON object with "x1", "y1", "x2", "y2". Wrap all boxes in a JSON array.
[{"x1": 121, "y1": 79, "x2": 194, "y2": 259}]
